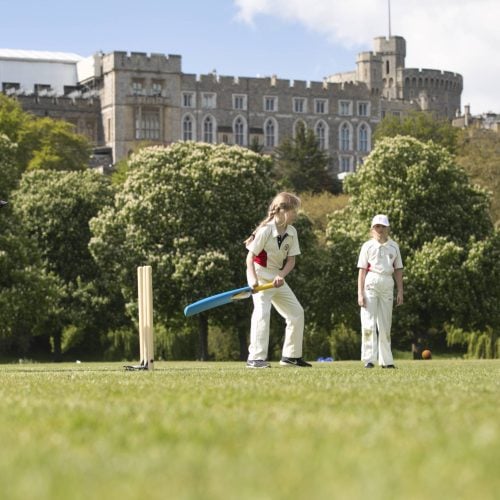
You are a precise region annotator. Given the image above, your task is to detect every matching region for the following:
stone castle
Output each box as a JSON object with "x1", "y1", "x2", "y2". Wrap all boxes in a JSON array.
[{"x1": 0, "y1": 35, "x2": 462, "y2": 176}]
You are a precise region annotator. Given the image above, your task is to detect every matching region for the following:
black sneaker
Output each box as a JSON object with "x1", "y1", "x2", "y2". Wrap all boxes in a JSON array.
[
  {"x1": 279, "y1": 357, "x2": 312, "y2": 367},
  {"x1": 364, "y1": 362, "x2": 375, "y2": 368},
  {"x1": 382, "y1": 364, "x2": 397, "y2": 369},
  {"x1": 246, "y1": 359, "x2": 270, "y2": 369}
]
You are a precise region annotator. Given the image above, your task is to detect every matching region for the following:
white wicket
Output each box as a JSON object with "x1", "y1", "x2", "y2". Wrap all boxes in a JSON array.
[{"x1": 137, "y1": 265, "x2": 154, "y2": 370}]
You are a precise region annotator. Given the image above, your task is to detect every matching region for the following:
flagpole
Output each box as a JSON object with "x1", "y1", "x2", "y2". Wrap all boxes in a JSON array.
[{"x1": 388, "y1": 0, "x2": 392, "y2": 37}]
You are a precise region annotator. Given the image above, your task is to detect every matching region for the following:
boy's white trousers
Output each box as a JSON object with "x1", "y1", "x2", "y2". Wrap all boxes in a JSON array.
[
  {"x1": 248, "y1": 282, "x2": 304, "y2": 361},
  {"x1": 360, "y1": 272, "x2": 395, "y2": 366}
]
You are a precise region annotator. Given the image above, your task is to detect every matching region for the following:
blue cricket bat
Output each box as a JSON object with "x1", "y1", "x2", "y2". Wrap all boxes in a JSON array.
[{"x1": 184, "y1": 282, "x2": 274, "y2": 317}]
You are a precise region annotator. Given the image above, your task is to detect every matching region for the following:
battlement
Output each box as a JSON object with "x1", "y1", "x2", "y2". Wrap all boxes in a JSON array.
[
  {"x1": 103, "y1": 51, "x2": 182, "y2": 73},
  {"x1": 373, "y1": 36, "x2": 406, "y2": 56},
  {"x1": 357, "y1": 51, "x2": 382, "y2": 63},
  {"x1": 403, "y1": 67, "x2": 463, "y2": 90},
  {"x1": 181, "y1": 72, "x2": 357, "y2": 95}
]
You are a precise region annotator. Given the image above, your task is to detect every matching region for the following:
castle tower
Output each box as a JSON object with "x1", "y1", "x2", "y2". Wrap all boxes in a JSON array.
[
  {"x1": 373, "y1": 36, "x2": 406, "y2": 100},
  {"x1": 356, "y1": 51, "x2": 383, "y2": 96}
]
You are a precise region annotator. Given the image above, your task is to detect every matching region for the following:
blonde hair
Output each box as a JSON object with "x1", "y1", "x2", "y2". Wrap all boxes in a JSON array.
[{"x1": 244, "y1": 192, "x2": 301, "y2": 246}]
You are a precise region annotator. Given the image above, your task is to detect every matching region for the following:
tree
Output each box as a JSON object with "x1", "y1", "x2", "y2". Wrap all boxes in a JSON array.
[
  {"x1": 455, "y1": 128, "x2": 500, "y2": 226},
  {"x1": 344, "y1": 136, "x2": 492, "y2": 250},
  {"x1": 0, "y1": 218, "x2": 62, "y2": 358},
  {"x1": 90, "y1": 142, "x2": 275, "y2": 360},
  {"x1": 0, "y1": 94, "x2": 91, "y2": 174},
  {"x1": 0, "y1": 133, "x2": 64, "y2": 358},
  {"x1": 322, "y1": 135, "x2": 497, "y2": 350},
  {"x1": 373, "y1": 111, "x2": 459, "y2": 153},
  {"x1": 0, "y1": 134, "x2": 21, "y2": 198},
  {"x1": 274, "y1": 124, "x2": 339, "y2": 193},
  {"x1": 12, "y1": 170, "x2": 116, "y2": 358}
]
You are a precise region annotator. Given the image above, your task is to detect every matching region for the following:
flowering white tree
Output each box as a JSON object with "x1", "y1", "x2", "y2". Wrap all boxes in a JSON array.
[
  {"x1": 321, "y1": 135, "x2": 498, "y2": 353},
  {"x1": 90, "y1": 142, "x2": 275, "y2": 360}
]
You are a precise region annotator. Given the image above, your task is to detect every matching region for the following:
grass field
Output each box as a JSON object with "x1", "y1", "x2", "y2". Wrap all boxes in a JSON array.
[{"x1": 1, "y1": 359, "x2": 499, "y2": 500}]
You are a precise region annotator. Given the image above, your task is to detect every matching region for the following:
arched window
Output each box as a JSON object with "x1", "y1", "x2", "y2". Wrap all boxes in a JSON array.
[
  {"x1": 182, "y1": 114, "x2": 194, "y2": 141},
  {"x1": 264, "y1": 118, "x2": 277, "y2": 148},
  {"x1": 233, "y1": 116, "x2": 247, "y2": 146},
  {"x1": 203, "y1": 115, "x2": 216, "y2": 143},
  {"x1": 358, "y1": 123, "x2": 370, "y2": 152},
  {"x1": 340, "y1": 123, "x2": 351, "y2": 151},
  {"x1": 315, "y1": 120, "x2": 328, "y2": 150}
]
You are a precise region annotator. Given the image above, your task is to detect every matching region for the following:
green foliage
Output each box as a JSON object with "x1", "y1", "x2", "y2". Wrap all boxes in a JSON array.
[
  {"x1": 445, "y1": 324, "x2": 499, "y2": 359},
  {"x1": 0, "y1": 94, "x2": 91, "y2": 173},
  {"x1": 456, "y1": 128, "x2": 500, "y2": 226},
  {"x1": 0, "y1": 222, "x2": 62, "y2": 356},
  {"x1": 0, "y1": 133, "x2": 21, "y2": 196},
  {"x1": 328, "y1": 323, "x2": 360, "y2": 360},
  {"x1": 11, "y1": 170, "x2": 117, "y2": 357},
  {"x1": 344, "y1": 136, "x2": 492, "y2": 250},
  {"x1": 274, "y1": 125, "x2": 339, "y2": 193},
  {"x1": 90, "y1": 142, "x2": 276, "y2": 359},
  {"x1": 373, "y1": 110, "x2": 459, "y2": 153},
  {"x1": 324, "y1": 135, "x2": 498, "y2": 349},
  {"x1": 300, "y1": 191, "x2": 349, "y2": 235}
]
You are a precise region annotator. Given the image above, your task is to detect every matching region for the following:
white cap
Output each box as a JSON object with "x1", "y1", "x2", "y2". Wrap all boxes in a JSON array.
[{"x1": 371, "y1": 214, "x2": 390, "y2": 227}]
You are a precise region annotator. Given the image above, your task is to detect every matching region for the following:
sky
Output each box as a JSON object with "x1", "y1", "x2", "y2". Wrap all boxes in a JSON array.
[{"x1": 0, "y1": 0, "x2": 498, "y2": 114}]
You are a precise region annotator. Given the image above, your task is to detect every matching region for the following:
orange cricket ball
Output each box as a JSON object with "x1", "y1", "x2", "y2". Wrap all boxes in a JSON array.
[{"x1": 422, "y1": 349, "x2": 432, "y2": 360}]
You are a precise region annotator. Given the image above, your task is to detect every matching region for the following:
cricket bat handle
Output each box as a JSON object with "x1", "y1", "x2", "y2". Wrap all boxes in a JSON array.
[{"x1": 252, "y1": 282, "x2": 275, "y2": 293}]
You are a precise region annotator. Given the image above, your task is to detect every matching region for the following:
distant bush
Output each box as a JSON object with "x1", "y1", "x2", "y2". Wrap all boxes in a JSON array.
[{"x1": 329, "y1": 323, "x2": 360, "y2": 360}]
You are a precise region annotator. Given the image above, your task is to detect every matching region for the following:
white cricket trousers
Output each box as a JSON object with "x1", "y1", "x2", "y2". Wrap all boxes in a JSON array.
[
  {"x1": 248, "y1": 282, "x2": 304, "y2": 361},
  {"x1": 361, "y1": 272, "x2": 395, "y2": 366}
]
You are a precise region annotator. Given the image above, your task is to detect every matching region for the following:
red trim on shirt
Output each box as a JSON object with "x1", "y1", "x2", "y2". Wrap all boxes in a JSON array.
[{"x1": 254, "y1": 250, "x2": 267, "y2": 267}]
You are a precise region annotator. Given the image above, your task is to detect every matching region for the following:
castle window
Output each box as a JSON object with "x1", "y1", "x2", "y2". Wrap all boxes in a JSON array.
[
  {"x1": 358, "y1": 102, "x2": 369, "y2": 116},
  {"x1": 340, "y1": 122, "x2": 351, "y2": 151},
  {"x1": 182, "y1": 114, "x2": 195, "y2": 141},
  {"x1": 315, "y1": 99, "x2": 327, "y2": 114},
  {"x1": 182, "y1": 92, "x2": 195, "y2": 108},
  {"x1": 233, "y1": 94, "x2": 247, "y2": 110},
  {"x1": 264, "y1": 118, "x2": 277, "y2": 147},
  {"x1": 131, "y1": 79, "x2": 144, "y2": 95},
  {"x1": 233, "y1": 116, "x2": 247, "y2": 146},
  {"x1": 339, "y1": 155, "x2": 352, "y2": 173},
  {"x1": 135, "y1": 108, "x2": 160, "y2": 140},
  {"x1": 315, "y1": 121, "x2": 328, "y2": 150},
  {"x1": 151, "y1": 81, "x2": 163, "y2": 96},
  {"x1": 358, "y1": 123, "x2": 370, "y2": 152},
  {"x1": 339, "y1": 101, "x2": 352, "y2": 116},
  {"x1": 202, "y1": 93, "x2": 216, "y2": 109},
  {"x1": 264, "y1": 96, "x2": 277, "y2": 112},
  {"x1": 203, "y1": 115, "x2": 215, "y2": 143},
  {"x1": 293, "y1": 98, "x2": 306, "y2": 113},
  {"x1": 386, "y1": 61, "x2": 390, "y2": 74}
]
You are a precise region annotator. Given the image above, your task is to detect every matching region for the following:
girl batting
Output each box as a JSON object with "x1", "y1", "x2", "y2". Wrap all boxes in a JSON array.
[
  {"x1": 357, "y1": 214, "x2": 404, "y2": 368},
  {"x1": 244, "y1": 192, "x2": 311, "y2": 368}
]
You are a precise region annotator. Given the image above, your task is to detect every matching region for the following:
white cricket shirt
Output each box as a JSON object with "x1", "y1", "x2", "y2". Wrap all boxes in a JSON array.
[
  {"x1": 357, "y1": 238, "x2": 403, "y2": 275},
  {"x1": 247, "y1": 221, "x2": 300, "y2": 273}
]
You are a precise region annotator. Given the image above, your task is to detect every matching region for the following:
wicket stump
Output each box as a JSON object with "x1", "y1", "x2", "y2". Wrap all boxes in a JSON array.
[{"x1": 137, "y1": 265, "x2": 154, "y2": 370}]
